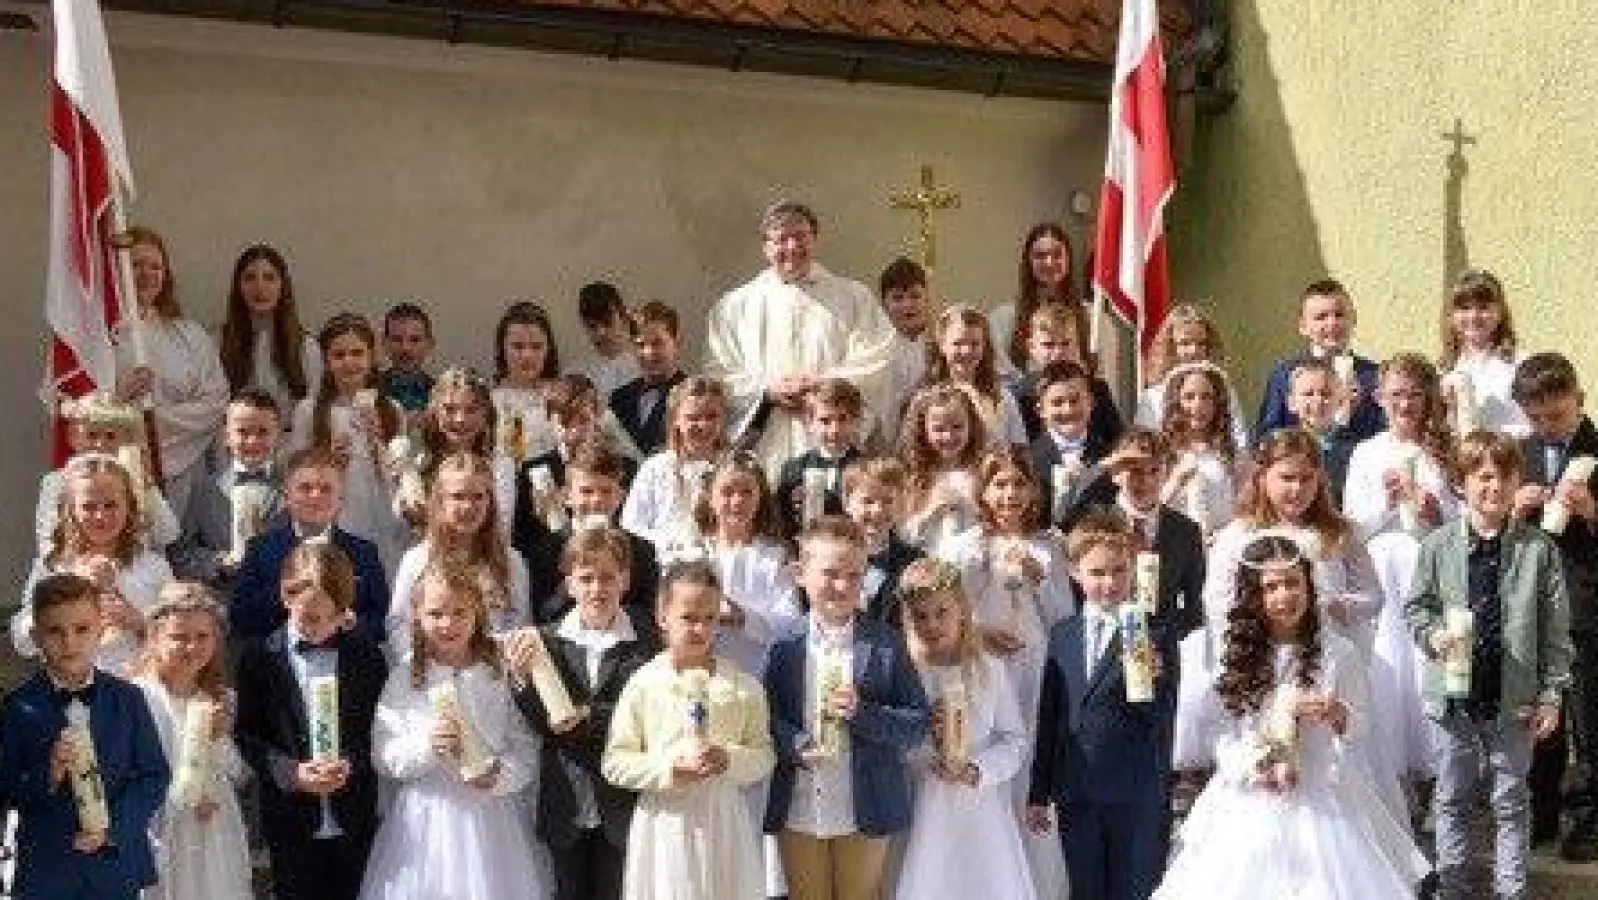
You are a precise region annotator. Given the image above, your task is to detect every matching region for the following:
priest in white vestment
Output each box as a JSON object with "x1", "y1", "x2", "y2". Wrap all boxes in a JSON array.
[{"x1": 706, "y1": 201, "x2": 896, "y2": 477}]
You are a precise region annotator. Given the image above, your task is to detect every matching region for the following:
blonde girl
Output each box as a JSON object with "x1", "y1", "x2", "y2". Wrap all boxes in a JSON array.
[
  {"x1": 289, "y1": 313, "x2": 408, "y2": 569},
  {"x1": 1158, "y1": 362, "x2": 1244, "y2": 534},
  {"x1": 894, "y1": 557, "x2": 1036, "y2": 900},
  {"x1": 135, "y1": 583, "x2": 252, "y2": 900},
  {"x1": 621, "y1": 376, "x2": 728, "y2": 551},
  {"x1": 1437, "y1": 268, "x2": 1529, "y2": 436},
  {"x1": 397, "y1": 367, "x2": 517, "y2": 535},
  {"x1": 387, "y1": 453, "x2": 531, "y2": 656},
  {"x1": 13, "y1": 454, "x2": 172, "y2": 673},
  {"x1": 897, "y1": 383, "x2": 988, "y2": 550},
  {"x1": 360, "y1": 562, "x2": 548, "y2": 900}
]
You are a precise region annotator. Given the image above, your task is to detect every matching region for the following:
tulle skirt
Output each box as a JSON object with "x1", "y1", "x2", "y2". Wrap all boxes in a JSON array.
[
  {"x1": 1153, "y1": 772, "x2": 1429, "y2": 899},
  {"x1": 895, "y1": 778, "x2": 1038, "y2": 900},
  {"x1": 359, "y1": 777, "x2": 550, "y2": 900},
  {"x1": 623, "y1": 783, "x2": 763, "y2": 900}
]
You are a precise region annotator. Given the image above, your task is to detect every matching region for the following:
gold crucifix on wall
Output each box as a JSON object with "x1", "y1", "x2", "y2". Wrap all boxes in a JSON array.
[{"x1": 889, "y1": 164, "x2": 961, "y2": 270}]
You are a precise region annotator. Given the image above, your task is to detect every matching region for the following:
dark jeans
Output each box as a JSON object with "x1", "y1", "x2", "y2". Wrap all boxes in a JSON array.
[
  {"x1": 552, "y1": 827, "x2": 625, "y2": 900},
  {"x1": 269, "y1": 831, "x2": 372, "y2": 900}
]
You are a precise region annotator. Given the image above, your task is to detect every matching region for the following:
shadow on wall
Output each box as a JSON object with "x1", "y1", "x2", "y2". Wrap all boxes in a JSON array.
[{"x1": 1165, "y1": 0, "x2": 1328, "y2": 413}]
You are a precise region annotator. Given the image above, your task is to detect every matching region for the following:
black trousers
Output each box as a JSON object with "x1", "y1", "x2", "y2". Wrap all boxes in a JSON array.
[
  {"x1": 269, "y1": 830, "x2": 373, "y2": 900},
  {"x1": 552, "y1": 827, "x2": 626, "y2": 900}
]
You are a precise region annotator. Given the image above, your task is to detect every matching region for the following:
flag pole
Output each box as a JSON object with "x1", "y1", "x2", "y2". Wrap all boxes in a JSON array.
[{"x1": 108, "y1": 176, "x2": 164, "y2": 489}]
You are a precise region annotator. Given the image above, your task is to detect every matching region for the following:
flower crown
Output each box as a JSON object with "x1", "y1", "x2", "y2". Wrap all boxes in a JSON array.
[
  {"x1": 436, "y1": 366, "x2": 489, "y2": 392},
  {"x1": 60, "y1": 392, "x2": 142, "y2": 429},
  {"x1": 894, "y1": 558, "x2": 963, "y2": 605},
  {"x1": 1237, "y1": 527, "x2": 1318, "y2": 570},
  {"x1": 1160, "y1": 360, "x2": 1231, "y2": 390}
]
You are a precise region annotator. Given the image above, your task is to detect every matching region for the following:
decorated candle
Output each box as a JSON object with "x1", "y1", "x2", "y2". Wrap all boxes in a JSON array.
[
  {"x1": 64, "y1": 699, "x2": 110, "y2": 833},
  {"x1": 1541, "y1": 456, "x2": 1597, "y2": 535},
  {"x1": 514, "y1": 627, "x2": 582, "y2": 731},
  {"x1": 938, "y1": 676, "x2": 971, "y2": 770},
  {"x1": 428, "y1": 680, "x2": 495, "y2": 781},
  {"x1": 1443, "y1": 606, "x2": 1475, "y2": 698},
  {"x1": 1134, "y1": 552, "x2": 1161, "y2": 615},
  {"x1": 170, "y1": 697, "x2": 214, "y2": 810},
  {"x1": 1120, "y1": 607, "x2": 1155, "y2": 704}
]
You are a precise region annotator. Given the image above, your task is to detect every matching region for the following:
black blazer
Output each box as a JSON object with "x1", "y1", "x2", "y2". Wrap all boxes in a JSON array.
[
  {"x1": 1520, "y1": 416, "x2": 1598, "y2": 630},
  {"x1": 1030, "y1": 431, "x2": 1115, "y2": 527},
  {"x1": 521, "y1": 521, "x2": 660, "y2": 625},
  {"x1": 510, "y1": 454, "x2": 638, "y2": 561},
  {"x1": 1010, "y1": 372, "x2": 1124, "y2": 449},
  {"x1": 512, "y1": 607, "x2": 660, "y2": 849},
  {"x1": 862, "y1": 534, "x2": 925, "y2": 624},
  {"x1": 774, "y1": 447, "x2": 862, "y2": 538},
  {"x1": 232, "y1": 628, "x2": 388, "y2": 848},
  {"x1": 610, "y1": 372, "x2": 686, "y2": 456}
]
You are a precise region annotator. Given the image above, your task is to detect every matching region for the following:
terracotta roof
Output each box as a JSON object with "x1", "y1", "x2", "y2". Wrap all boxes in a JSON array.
[{"x1": 503, "y1": 0, "x2": 1192, "y2": 65}]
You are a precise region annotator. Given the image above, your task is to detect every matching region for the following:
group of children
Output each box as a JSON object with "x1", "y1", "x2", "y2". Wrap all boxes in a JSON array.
[{"x1": 3, "y1": 223, "x2": 1595, "y2": 900}]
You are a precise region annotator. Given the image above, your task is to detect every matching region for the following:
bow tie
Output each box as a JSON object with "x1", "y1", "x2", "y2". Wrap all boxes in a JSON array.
[
  {"x1": 56, "y1": 683, "x2": 96, "y2": 707},
  {"x1": 294, "y1": 636, "x2": 340, "y2": 655},
  {"x1": 234, "y1": 467, "x2": 273, "y2": 486}
]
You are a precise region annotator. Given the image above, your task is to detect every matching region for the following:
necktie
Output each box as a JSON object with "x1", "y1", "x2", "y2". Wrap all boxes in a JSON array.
[
  {"x1": 1088, "y1": 616, "x2": 1110, "y2": 678},
  {"x1": 1544, "y1": 441, "x2": 1565, "y2": 483}
]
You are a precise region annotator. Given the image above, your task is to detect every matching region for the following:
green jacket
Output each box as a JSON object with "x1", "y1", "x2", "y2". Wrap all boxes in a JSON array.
[{"x1": 1404, "y1": 517, "x2": 1573, "y2": 721}]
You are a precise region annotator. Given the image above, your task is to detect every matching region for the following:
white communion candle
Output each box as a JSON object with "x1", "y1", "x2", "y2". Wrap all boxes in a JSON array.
[
  {"x1": 308, "y1": 675, "x2": 340, "y2": 761},
  {"x1": 938, "y1": 676, "x2": 971, "y2": 770},
  {"x1": 1541, "y1": 456, "x2": 1597, "y2": 535},
  {"x1": 1120, "y1": 607, "x2": 1155, "y2": 704},
  {"x1": 1443, "y1": 606, "x2": 1475, "y2": 699},
  {"x1": 1444, "y1": 371, "x2": 1478, "y2": 436},
  {"x1": 1134, "y1": 552, "x2": 1161, "y2": 615},
  {"x1": 64, "y1": 699, "x2": 110, "y2": 834},
  {"x1": 515, "y1": 628, "x2": 581, "y2": 729},
  {"x1": 428, "y1": 680, "x2": 495, "y2": 781},
  {"x1": 814, "y1": 649, "x2": 848, "y2": 757},
  {"x1": 170, "y1": 697, "x2": 214, "y2": 810},
  {"x1": 802, "y1": 469, "x2": 830, "y2": 527}
]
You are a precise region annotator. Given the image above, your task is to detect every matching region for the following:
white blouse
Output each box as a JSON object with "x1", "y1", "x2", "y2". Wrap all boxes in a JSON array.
[
  {"x1": 371, "y1": 660, "x2": 539, "y2": 797},
  {"x1": 1342, "y1": 432, "x2": 1460, "y2": 541},
  {"x1": 1445, "y1": 351, "x2": 1530, "y2": 438},
  {"x1": 709, "y1": 539, "x2": 805, "y2": 677}
]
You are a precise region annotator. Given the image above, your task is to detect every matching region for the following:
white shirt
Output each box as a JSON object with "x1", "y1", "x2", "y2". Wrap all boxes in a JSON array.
[
  {"x1": 620, "y1": 452, "x2": 714, "y2": 550},
  {"x1": 706, "y1": 264, "x2": 896, "y2": 478},
  {"x1": 249, "y1": 327, "x2": 322, "y2": 428},
  {"x1": 787, "y1": 618, "x2": 856, "y2": 838}
]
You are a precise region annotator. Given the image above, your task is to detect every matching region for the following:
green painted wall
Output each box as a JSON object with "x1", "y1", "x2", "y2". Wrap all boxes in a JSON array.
[{"x1": 1171, "y1": 1, "x2": 1598, "y2": 408}]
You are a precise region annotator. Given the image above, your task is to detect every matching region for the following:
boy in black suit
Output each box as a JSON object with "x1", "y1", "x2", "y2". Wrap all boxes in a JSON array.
[
  {"x1": 841, "y1": 457, "x2": 922, "y2": 624},
  {"x1": 1511, "y1": 352, "x2": 1598, "y2": 859},
  {"x1": 776, "y1": 378, "x2": 865, "y2": 538},
  {"x1": 234, "y1": 542, "x2": 388, "y2": 900},
  {"x1": 609, "y1": 301, "x2": 686, "y2": 456},
  {"x1": 514, "y1": 442, "x2": 659, "y2": 623},
  {"x1": 1029, "y1": 362, "x2": 1114, "y2": 526},
  {"x1": 506, "y1": 526, "x2": 659, "y2": 900}
]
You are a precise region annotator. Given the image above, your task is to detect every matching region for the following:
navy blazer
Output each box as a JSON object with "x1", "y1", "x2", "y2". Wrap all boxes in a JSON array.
[
  {"x1": 1058, "y1": 496, "x2": 1207, "y2": 638},
  {"x1": 230, "y1": 524, "x2": 389, "y2": 645},
  {"x1": 0, "y1": 671, "x2": 170, "y2": 899},
  {"x1": 232, "y1": 628, "x2": 388, "y2": 848},
  {"x1": 1255, "y1": 351, "x2": 1386, "y2": 442},
  {"x1": 775, "y1": 447, "x2": 862, "y2": 538},
  {"x1": 1029, "y1": 613, "x2": 1177, "y2": 809},
  {"x1": 1520, "y1": 415, "x2": 1598, "y2": 630},
  {"x1": 763, "y1": 619, "x2": 930, "y2": 836},
  {"x1": 609, "y1": 371, "x2": 686, "y2": 456}
]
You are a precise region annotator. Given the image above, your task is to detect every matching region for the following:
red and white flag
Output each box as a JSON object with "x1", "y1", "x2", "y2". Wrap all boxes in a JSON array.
[
  {"x1": 46, "y1": 0, "x2": 136, "y2": 465},
  {"x1": 1092, "y1": 0, "x2": 1175, "y2": 359}
]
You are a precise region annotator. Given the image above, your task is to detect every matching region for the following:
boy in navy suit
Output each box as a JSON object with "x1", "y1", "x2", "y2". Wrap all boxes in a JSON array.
[
  {"x1": 514, "y1": 442, "x2": 659, "y2": 623},
  {"x1": 171, "y1": 387, "x2": 287, "y2": 589},
  {"x1": 230, "y1": 446, "x2": 389, "y2": 644},
  {"x1": 609, "y1": 301, "x2": 686, "y2": 456},
  {"x1": 1281, "y1": 358, "x2": 1362, "y2": 503},
  {"x1": 234, "y1": 542, "x2": 388, "y2": 900},
  {"x1": 1255, "y1": 278, "x2": 1385, "y2": 441},
  {"x1": 764, "y1": 515, "x2": 930, "y2": 900},
  {"x1": 1028, "y1": 508, "x2": 1177, "y2": 900},
  {"x1": 1510, "y1": 353, "x2": 1598, "y2": 859},
  {"x1": 507, "y1": 526, "x2": 660, "y2": 900},
  {"x1": 841, "y1": 457, "x2": 923, "y2": 624},
  {"x1": 776, "y1": 378, "x2": 865, "y2": 538},
  {"x1": 0, "y1": 573, "x2": 169, "y2": 900},
  {"x1": 1029, "y1": 361, "x2": 1114, "y2": 526}
]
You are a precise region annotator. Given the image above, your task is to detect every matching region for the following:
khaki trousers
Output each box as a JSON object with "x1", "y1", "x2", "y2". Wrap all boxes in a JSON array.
[{"x1": 777, "y1": 830, "x2": 889, "y2": 900}]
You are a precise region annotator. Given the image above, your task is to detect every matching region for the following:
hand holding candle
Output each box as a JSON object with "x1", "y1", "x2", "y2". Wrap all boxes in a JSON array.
[
  {"x1": 63, "y1": 700, "x2": 110, "y2": 838},
  {"x1": 505, "y1": 628, "x2": 583, "y2": 732},
  {"x1": 1120, "y1": 607, "x2": 1156, "y2": 704},
  {"x1": 937, "y1": 676, "x2": 971, "y2": 772},
  {"x1": 429, "y1": 680, "x2": 496, "y2": 782},
  {"x1": 1442, "y1": 606, "x2": 1475, "y2": 698},
  {"x1": 813, "y1": 649, "x2": 848, "y2": 757},
  {"x1": 171, "y1": 697, "x2": 215, "y2": 810},
  {"x1": 1541, "y1": 456, "x2": 1597, "y2": 534}
]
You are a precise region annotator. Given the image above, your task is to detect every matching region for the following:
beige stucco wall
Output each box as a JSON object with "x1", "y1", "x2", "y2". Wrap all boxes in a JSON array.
[
  {"x1": 0, "y1": 7, "x2": 1106, "y2": 589},
  {"x1": 1171, "y1": 0, "x2": 1598, "y2": 409}
]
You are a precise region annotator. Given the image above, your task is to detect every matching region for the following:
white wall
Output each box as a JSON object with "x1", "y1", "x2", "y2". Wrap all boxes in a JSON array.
[{"x1": 0, "y1": 6, "x2": 1106, "y2": 588}]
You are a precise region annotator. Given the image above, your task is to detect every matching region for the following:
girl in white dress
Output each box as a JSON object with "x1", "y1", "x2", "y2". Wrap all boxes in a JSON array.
[
  {"x1": 1156, "y1": 533, "x2": 1429, "y2": 899},
  {"x1": 113, "y1": 227, "x2": 230, "y2": 522},
  {"x1": 935, "y1": 445, "x2": 1072, "y2": 899},
  {"x1": 491, "y1": 302, "x2": 562, "y2": 467},
  {"x1": 894, "y1": 557, "x2": 1036, "y2": 900},
  {"x1": 1196, "y1": 429, "x2": 1405, "y2": 821},
  {"x1": 36, "y1": 393, "x2": 179, "y2": 554},
  {"x1": 898, "y1": 383, "x2": 986, "y2": 550},
  {"x1": 699, "y1": 454, "x2": 804, "y2": 677},
  {"x1": 395, "y1": 367, "x2": 516, "y2": 536},
  {"x1": 922, "y1": 306, "x2": 1028, "y2": 447},
  {"x1": 13, "y1": 454, "x2": 172, "y2": 675},
  {"x1": 1134, "y1": 304, "x2": 1251, "y2": 453},
  {"x1": 134, "y1": 583, "x2": 252, "y2": 900},
  {"x1": 360, "y1": 562, "x2": 550, "y2": 900},
  {"x1": 1156, "y1": 362, "x2": 1243, "y2": 538},
  {"x1": 388, "y1": 453, "x2": 532, "y2": 656},
  {"x1": 1437, "y1": 268, "x2": 1529, "y2": 437},
  {"x1": 288, "y1": 313, "x2": 409, "y2": 570},
  {"x1": 602, "y1": 563, "x2": 775, "y2": 900},
  {"x1": 621, "y1": 376, "x2": 727, "y2": 552},
  {"x1": 216, "y1": 244, "x2": 321, "y2": 429},
  {"x1": 1343, "y1": 354, "x2": 1459, "y2": 783}
]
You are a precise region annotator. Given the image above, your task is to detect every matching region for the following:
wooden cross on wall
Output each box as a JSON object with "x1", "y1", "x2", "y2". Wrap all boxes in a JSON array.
[{"x1": 889, "y1": 164, "x2": 961, "y2": 270}]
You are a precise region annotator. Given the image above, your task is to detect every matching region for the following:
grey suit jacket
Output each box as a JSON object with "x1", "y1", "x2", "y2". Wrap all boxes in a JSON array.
[{"x1": 1404, "y1": 517, "x2": 1573, "y2": 721}]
